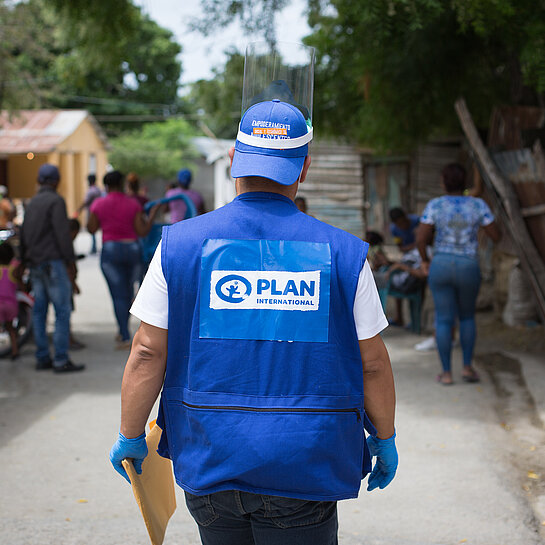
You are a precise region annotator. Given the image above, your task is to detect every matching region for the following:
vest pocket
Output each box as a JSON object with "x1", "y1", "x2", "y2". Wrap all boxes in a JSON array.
[{"x1": 164, "y1": 388, "x2": 365, "y2": 500}]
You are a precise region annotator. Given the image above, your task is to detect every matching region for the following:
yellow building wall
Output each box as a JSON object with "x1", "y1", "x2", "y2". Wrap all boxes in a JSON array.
[
  {"x1": 57, "y1": 118, "x2": 105, "y2": 153},
  {"x1": 56, "y1": 118, "x2": 108, "y2": 214},
  {"x1": 7, "y1": 117, "x2": 108, "y2": 214},
  {"x1": 8, "y1": 154, "x2": 48, "y2": 199}
]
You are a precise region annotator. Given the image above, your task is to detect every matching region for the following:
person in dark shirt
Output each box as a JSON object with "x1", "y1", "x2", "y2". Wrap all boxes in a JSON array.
[
  {"x1": 389, "y1": 207, "x2": 420, "y2": 253},
  {"x1": 20, "y1": 164, "x2": 84, "y2": 373}
]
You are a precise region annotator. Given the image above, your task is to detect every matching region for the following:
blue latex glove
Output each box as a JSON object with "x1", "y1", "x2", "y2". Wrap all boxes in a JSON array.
[
  {"x1": 109, "y1": 432, "x2": 148, "y2": 484},
  {"x1": 366, "y1": 431, "x2": 398, "y2": 491}
]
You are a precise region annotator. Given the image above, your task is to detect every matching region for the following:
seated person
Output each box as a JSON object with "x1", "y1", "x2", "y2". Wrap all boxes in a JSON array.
[
  {"x1": 387, "y1": 247, "x2": 428, "y2": 294},
  {"x1": 389, "y1": 207, "x2": 420, "y2": 253},
  {"x1": 366, "y1": 230, "x2": 391, "y2": 289},
  {"x1": 367, "y1": 230, "x2": 428, "y2": 327}
]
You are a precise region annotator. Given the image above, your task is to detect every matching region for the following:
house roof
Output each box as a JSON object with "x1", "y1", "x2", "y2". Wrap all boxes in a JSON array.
[
  {"x1": 193, "y1": 136, "x2": 234, "y2": 164},
  {"x1": 0, "y1": 109, "x2": 109, "y2": 154}
]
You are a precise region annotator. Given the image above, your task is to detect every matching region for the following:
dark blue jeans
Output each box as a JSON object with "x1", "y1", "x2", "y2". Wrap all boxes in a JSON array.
[
  {"x1": 100, "y1": 241, "x2": 142, "y2": 341},
  {"x1": 428, "y1": 253, "x2": 481, "y2": 372},
  {"x1": 30, "y1": 260, "x2": 72, "y2": 365},
  {"x1": 185, "y1": 491, "x2": 338, "y2": 545}
]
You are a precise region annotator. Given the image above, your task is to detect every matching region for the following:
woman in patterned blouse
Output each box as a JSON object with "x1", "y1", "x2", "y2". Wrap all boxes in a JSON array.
[{"x1": 416, "y1": 163, "x2": 501, "y2": 385}]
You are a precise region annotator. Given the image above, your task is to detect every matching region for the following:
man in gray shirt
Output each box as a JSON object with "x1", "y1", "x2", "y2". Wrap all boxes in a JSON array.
[{"x1": 21, "y1": 164, "x2": 84, "y2": 373}]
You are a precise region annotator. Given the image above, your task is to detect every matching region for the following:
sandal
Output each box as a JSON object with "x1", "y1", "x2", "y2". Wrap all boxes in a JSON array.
[
  {"x1": 436, "y1": 373, "x2": 453, "y2": 386},
  {"x1": 462, "y1": 369, "x2": 480, "y2": 383}
]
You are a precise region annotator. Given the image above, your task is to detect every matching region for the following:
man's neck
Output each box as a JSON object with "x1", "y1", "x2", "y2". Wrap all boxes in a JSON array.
[{"x1": 236, "y1": 177, "x2": 298, "y2": 201}]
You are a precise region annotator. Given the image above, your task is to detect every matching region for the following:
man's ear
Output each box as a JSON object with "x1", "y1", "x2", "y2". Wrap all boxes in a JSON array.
[
  {"x1": 228, "y1": 147, "x2": 235, "y2": 167},
  {"x1": 299, "y1": 156, "x2": 312, "y2": 184}
]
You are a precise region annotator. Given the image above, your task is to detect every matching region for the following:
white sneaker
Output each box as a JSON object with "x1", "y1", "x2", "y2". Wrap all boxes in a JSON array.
[{"x1": 414, "y1": 336, "x2": 436, "y2": 351}]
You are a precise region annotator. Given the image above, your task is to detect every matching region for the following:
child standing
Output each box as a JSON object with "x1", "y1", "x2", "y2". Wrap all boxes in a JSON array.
[{"x1": 0, "y1": 242, "x2": 22, "y2": 359}]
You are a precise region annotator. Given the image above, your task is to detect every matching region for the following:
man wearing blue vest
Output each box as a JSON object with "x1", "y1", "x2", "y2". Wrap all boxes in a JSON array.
[{"x1": 110, "y1": 99, "x2": 398, "y2": 545}]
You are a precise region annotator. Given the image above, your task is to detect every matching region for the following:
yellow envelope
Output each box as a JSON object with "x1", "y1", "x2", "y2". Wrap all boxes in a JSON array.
[{"x1": 122, "y1": 422, "x2": 177, "y2": 545}]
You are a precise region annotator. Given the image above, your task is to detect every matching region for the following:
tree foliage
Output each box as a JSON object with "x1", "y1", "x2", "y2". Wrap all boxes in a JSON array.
[
  {"x1": 43, "y1": 0, "x2": 141, "y2": 72},
  {"x1": 108, "y1": 118, "x2": 199, "y2": 179},
  {"x1": 187, "y1": 51, "x2": 244, "y2": 139},
  {"x1": 189, "y1": 0, "x2": 545, "y2": 151},
  {"x1": 0, "y1": 0, "x2": 182, "y2": 130},
  {"x1": 303, "y1": 0, "x2": 545, "y2": 150},
  {"x1": 190, "y1": 0, "x2": 288, "y2": 46}
]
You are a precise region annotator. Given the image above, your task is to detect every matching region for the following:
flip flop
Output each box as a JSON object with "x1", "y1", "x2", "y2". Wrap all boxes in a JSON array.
[
  {"x1": 436, "y1": 374, "x2": 453, "y2": 386},
  {"x1": 462, "y1": 372, "x2": 480, "y2": 383}
]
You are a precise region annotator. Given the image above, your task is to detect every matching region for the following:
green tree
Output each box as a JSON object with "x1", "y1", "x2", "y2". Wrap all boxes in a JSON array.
[
  {"x1": 50, "y1": 11, "x2": 182, "y2": 117},
  {"x1": 0, "y1": 0, "x2": 182, "y2": 127},
  {"x1": 305, "y1": 0, "x2": 545, "y2": 150},
  {"x1": 108, "y1": 118, "x2": 199, "y2": 179},
  {"x1": 190, "y1": 0, "x2": 287, "y2": 46},
  {"x1": 45, "y1": 0, "x2": 140, "y2": 71},
  {"x1": 187, "y1": 51, "x2": 244, "y2": 139},
  {"x1": 188, "y1": 0, "x2": 545, "y2": 151}
]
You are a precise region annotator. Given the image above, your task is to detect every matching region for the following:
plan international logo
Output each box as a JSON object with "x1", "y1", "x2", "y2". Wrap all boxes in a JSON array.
[
  {"x1": 200, "y1": 239, "x2": 330, "y2": 342},
  {"x1": 210, "y1": 270, "x2": 320, "y2": 311}
]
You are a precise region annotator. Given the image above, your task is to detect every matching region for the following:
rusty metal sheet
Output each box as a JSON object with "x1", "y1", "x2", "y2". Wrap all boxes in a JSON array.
[
  {"x1": 488, "y1": 105, "x2": 545, "y2": 150},
  {"x1": 0, "y1": 109, "x2": 89, "y2": 154},
  {"x1": 492, "y1": 149, "x2": 545, "y2": 262},
  {"x1": 492, "y1": 149, "x2": 541, "y2": 183}
]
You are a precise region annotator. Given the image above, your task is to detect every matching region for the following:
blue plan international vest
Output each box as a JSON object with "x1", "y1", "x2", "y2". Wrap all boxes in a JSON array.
[{"x1": 156, "y1": 192, "x2": 376, "y2": 501}]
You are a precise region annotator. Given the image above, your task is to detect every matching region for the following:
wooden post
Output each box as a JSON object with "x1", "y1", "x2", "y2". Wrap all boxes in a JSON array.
[{"x1": 455, "y1": 98, "x2": 545, "y2": 322}]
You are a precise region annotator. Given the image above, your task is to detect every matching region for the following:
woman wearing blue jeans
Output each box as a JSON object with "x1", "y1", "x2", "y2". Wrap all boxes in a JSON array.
[
  {"x1": 87, "y1": 171, "x2": 159, "y2": 348},
  {"x1": 417, "y1": 163, "x2": 500, "y2": 385}
]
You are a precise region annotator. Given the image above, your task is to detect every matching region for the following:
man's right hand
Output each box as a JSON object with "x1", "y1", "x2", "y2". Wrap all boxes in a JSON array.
[{"x1": 109, "y1": 432, "x2": 148, "y2": 484}]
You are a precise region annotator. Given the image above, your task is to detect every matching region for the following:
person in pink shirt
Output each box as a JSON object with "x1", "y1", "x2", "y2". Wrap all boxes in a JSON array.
[
  {"x1": 87, "y1": 171, "x2": 159, "y2": 349},
  {"x1": 0, "y1": 241, "x2": 22, "y2": 359},
  {"x1": 165, "y1": 168, "x2": 205, "y2": 223}
]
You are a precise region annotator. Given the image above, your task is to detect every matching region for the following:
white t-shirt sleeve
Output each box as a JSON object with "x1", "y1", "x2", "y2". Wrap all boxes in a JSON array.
[
  {"x1": 353, "y1": 260, "x2": 389, "y2": 340},
  {"x1": 130, "y1": 241, "x2": 169, "y2": 329},
  {"x1": 130, "y1": 242, "x2": 388, "y2": 339}
]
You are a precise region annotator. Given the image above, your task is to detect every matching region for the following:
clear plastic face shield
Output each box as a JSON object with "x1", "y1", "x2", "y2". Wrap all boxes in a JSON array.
[{"x1": 239, "y1": 41, "x2": 315, "y2": 151}]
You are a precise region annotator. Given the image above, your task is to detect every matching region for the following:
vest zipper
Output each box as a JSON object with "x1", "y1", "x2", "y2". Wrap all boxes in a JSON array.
[{"x1": 181, "y1": 401, "x2": 361, "y2": 422}]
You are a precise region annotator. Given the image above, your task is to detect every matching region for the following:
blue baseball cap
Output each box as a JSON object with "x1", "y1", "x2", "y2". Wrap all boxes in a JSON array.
[
  {"x1": 38, "y1": 164, "x2": 60, "y2": 184},
  {"x1": 231, "y1": 100, "x2": 313, "y2": 186},
  {"x1": 177, "y1": 168, "x2": 192, "y2": 187}
]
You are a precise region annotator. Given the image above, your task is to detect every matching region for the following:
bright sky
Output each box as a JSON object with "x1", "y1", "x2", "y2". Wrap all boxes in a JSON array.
[{"x1": 134, "y1": 0, "x2": 311, "y2": 86}]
